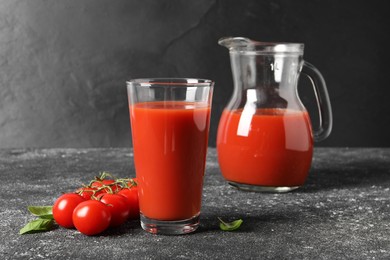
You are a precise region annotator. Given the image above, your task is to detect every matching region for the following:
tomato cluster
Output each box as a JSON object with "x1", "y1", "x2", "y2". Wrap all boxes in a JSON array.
[{"x1": 52, "y1": 174, "x2": 139, "y2": 236}]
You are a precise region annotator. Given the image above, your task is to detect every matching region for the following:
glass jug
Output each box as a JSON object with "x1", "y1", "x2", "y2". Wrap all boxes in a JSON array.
[{"x1": 217, "y1": 37, "x2": 332, "y2": 192}]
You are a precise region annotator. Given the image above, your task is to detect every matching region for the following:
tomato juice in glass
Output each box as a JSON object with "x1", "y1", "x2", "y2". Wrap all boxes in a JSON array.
[
  {"x1": 127, "y1": 79, "x2": 213, "y2": 235},
  {"x1": 130, "y1": 101, "x2": 210, "y2": 220}
]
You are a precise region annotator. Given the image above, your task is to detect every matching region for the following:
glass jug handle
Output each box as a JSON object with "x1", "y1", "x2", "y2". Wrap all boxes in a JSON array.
[{"x1": 302, "y1": 61, "x2": 333, "y2": 142}]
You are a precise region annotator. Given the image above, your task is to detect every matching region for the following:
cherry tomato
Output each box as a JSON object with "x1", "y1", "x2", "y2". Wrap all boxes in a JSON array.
[
  {"x1": 99, "y1": 194, "x2": 130, "y2": 227},
  {"x1": 72, "y1": 200, "x2": 111, "y2": 236},
  {"x1": 118, "y1": 187, "x2": 139, "y2": 219},
  {"x1": 53, "y1": 193, "x2": 86, "y2": 228},
  {"x1": 91, "y1": 179, "x2": 120, "y2": 193}
]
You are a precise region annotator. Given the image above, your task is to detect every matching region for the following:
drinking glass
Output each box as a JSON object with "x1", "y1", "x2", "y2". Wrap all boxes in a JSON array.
[{"x1": 127, "y1": 78, "x2": 214, "y2": 235}]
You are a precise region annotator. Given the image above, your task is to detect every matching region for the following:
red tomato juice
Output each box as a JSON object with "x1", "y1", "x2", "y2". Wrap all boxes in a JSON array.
[
  {"x1": 130, "y1": 101, "x2": 211, "y2": 221},
  {"x1": 217, "y1": 108, "x2": 313, "y2": 187}
]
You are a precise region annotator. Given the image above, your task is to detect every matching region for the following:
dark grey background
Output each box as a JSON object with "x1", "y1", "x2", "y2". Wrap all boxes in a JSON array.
[{"x1": 1, "y1": 0, "x2": 389, "y2": 148}]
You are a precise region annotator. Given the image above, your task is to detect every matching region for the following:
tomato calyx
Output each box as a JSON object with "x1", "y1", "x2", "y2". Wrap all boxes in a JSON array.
[
  {"x1": 117, "y1": 178, "x2": 138, "y2": 189},
  {"x1": 75, "y1": 172, "x2": 134, "y2": 199}
]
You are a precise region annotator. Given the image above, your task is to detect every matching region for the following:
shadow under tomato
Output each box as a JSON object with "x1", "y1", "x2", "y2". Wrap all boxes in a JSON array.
[{"x1": 97, "y1": 219, "x2": 141, "y2": 236}]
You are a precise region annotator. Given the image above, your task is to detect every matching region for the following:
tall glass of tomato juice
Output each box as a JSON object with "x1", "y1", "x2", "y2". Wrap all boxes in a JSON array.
[{"x1": 127, "y1": 78, "x2": 214, "y2": 235}]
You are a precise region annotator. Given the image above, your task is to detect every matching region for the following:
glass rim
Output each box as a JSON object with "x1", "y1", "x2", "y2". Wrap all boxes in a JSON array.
[{"x1": 127, "y1": 78, "x2": 214, "y2": 87}]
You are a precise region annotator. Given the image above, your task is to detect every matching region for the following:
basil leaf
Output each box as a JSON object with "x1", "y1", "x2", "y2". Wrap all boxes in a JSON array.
[
  {"x1": 19, "y1": 219, "x2": 54, "y2": 235},
  {"x1": 28, "y1": 206, "x2": 53, "y2": 219},
  {"x1": 218, "y1": 217, "x2": 243, "y2": 231}
]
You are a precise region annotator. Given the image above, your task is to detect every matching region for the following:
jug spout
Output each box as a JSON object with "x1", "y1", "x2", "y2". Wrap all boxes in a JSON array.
[{"x1": 218, "y1": 37, "x2": 253, "y2": 49}]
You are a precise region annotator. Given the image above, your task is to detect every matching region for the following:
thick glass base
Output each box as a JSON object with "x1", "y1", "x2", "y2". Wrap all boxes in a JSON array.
[
  {"x1": 228, "y1": 181, "x2": 300, "y2": 193},
  {"x1": 140, "y1": 213, "x2": 200, "y2": 235}
]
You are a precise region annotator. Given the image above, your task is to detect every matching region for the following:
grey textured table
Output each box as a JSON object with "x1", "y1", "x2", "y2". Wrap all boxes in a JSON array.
[{"x1": 1, "y1": 148, "x2": 390, "y2": 259}]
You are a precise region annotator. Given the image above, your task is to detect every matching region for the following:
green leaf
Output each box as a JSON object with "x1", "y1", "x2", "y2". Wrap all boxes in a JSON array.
[
  {"x1": 19, "y1": 219, "x2": 54, "y2": 235},
  {"x1": 28, "y1": 206, "x2": 53, "y2": 219},
  {"x1": 218, "y1": 217, "x2": 243, "y2": 231}
]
